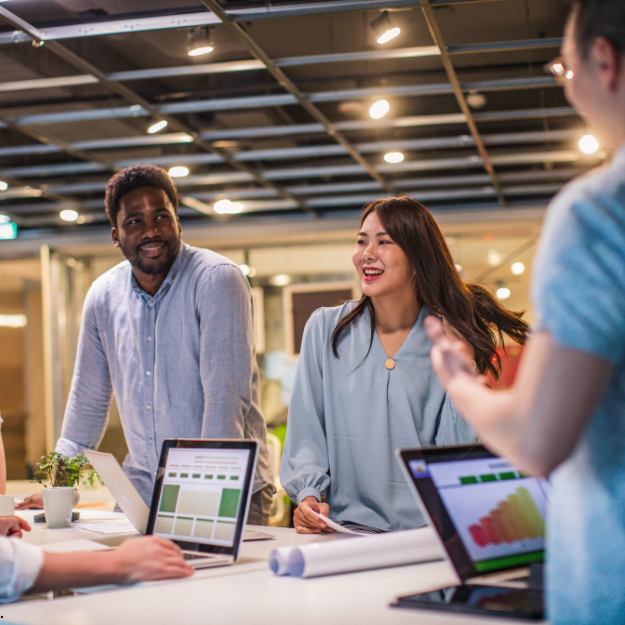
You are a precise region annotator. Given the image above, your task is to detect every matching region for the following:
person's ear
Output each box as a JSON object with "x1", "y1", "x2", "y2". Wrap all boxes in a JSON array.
[
  {"x1": 592, "y1": 36, "x2": 622, "y2": 91},
  {"x1": 111, "y1": 227, "x2": 120, "y2": 247}
]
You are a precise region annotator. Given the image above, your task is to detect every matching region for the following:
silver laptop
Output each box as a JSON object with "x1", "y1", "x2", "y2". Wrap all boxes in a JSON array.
[{"x1": 86, "y1": 439, "x2": 258, "y2": 569}]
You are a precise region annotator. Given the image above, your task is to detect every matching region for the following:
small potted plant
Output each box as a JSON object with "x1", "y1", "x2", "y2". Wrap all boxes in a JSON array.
[{"x1": 33, "y1": 452, "x2": 99, "y2": 528}]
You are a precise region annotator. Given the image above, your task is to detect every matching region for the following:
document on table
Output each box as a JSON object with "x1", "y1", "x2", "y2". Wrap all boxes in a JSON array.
[
  {"x1": 310, "y1": 510, "x2": 361, "y2": 535},
  {"x1": 73, "y1": 518, "x2": 138, "y2": 535}
]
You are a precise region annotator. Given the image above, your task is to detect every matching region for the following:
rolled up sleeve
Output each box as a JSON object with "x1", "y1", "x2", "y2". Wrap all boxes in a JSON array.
[{"x1": 0, "y1": 538, "x2": 44, "y2": 603}]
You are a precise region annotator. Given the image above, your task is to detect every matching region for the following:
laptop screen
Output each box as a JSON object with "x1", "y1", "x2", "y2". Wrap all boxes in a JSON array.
[
  {"x1": 147, "y1": 439, "x2": 257, "y2": 557},
  {"x1": 398, "y1": 445, "x2": 549, "y2": 580}
]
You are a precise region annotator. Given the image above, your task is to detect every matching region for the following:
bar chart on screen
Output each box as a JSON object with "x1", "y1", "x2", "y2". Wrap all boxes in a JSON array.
[{"x1": 468, "y1": 486, "x2": 545, "y2": 548}]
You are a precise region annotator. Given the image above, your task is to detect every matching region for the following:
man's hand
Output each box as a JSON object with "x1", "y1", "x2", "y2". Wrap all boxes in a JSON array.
[
  {"x1": 0, "y1": 515, "x2": 32, "y2": 538},
  {"x1": 293, "y1": 497, "x2": 334, "y2": 534},
  {"x1": 15, "y1": 493, "x2": 43, "y2": 510},
  {"x1": 110, "y1": 536, "x2": 195, "y2": 583}
]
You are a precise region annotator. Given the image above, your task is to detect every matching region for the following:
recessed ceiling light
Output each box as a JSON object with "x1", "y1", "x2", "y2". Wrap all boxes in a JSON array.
[
  {"x1": 384, "y1": 151, "x2": 404, "y2": 164},
  {"x1": 0, "y1": 222, "x2": 16, "y2": 240},
  {"x1": 60, "y1": 209, "x2": 79, "y2": 222},
  {"x1": 487, "y1": 249, "x2": 501, "y2": 266},
  {"x1": 579, "y1": 134, "x2": 599, "y2": 154},
  {"x1": 0, "y1": 181, "x2": 7, "y2": 191},
  {"x1": 0, "y1": 314, "x2": 26, "y2": 328},
  {"x1": 369, "y1": 99, "x2": 390, "y2": 120},
  {"x1": 496, "y1": 287, "x2": 511, "y2": 300},
  {"x1": 147, "y1": 120, "x2": 168, "y2": 134},
  {"x1": 168, "y1": 166, "x2": 189, "y2": 178},
  {"x1": 214, "y1": 199, "x2": 244, "y2": 214},
  {"x1": 511, "y1": 261, "x2": 525, "y2": 275}
]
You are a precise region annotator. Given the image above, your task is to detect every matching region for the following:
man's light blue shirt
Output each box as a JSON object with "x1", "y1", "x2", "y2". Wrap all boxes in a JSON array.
[
  {"x1": 56, "y1": 242, "x2": 273, "y2": 503},
  {"x1": 532, "y1": 146, "x2": 625, "y2": 625}
]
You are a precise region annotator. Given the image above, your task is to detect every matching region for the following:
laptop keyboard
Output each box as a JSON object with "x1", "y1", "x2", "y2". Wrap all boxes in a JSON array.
[{"x1": 183, "y1": 552, "x2": 217, "y2": 561}]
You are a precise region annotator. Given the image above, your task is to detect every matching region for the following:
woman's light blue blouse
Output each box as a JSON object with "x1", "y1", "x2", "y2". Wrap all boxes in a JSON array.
[{"x1": 280, "y1": 302, "x2": 475, "y2": 531}]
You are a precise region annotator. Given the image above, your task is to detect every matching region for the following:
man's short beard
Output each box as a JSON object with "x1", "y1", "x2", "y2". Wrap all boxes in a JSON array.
[{"x1": 120, "y1": 238, "x2": 180, "y2": 276}]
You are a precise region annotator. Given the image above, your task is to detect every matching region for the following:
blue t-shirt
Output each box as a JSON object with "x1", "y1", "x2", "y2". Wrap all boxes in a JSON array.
[{"x1": 532, "y1": 146, "x2": 625, "y2": 625}]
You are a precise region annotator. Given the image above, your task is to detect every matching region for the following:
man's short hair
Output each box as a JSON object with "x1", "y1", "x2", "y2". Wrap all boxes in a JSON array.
[
  {"x1": 104, "y1": 165, "x2": 179, "y2": 227},
  {"x1": 572, "y1": 0, "x2": 625, "y2": 58}
]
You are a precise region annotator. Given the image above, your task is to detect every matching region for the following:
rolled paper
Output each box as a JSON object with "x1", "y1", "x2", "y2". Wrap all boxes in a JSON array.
[
  {"x1": 270, "y1": 527, "x2": 442, "y2": 578},
  {"x1": 268, "y1": 546, "x2": 296, "y2": 576}
]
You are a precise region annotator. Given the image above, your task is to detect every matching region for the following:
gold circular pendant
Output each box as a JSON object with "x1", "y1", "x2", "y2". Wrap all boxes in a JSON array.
[{"x1": 385, "y1": 358, "x2": 396, "y2": 370}]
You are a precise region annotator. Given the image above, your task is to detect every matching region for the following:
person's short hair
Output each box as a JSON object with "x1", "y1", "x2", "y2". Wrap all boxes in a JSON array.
[
  {"x1": 572, "y1": 0, "x2": 625, "y2": 57},
  {"x1": 104, "y1": 164, "x2": 179, "y2": 227}
]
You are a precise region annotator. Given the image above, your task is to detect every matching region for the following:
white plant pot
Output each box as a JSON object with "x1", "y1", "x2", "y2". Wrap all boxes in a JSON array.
[{"x1": 42, "y1": 487, "x2": 80, "y2": 529}]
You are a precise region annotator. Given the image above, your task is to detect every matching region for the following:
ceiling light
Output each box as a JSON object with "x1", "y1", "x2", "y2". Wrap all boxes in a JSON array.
[
  {"x1": 214, "y1": 199, "x2": 244, "y2": 214},
  {"x1": 147, "y1": 120, "x2": 168, "y2": 134},
  {"x1": 0, "y1": 314, "x2": 26, "y2": 328},
  {"x1": 370, "y1": 11, "x2": 401, "y2": 45},
  {"x1": 239, "y1": 264, "x2": 257, "y2": 278},
  {"x1": 269, "y1": 274, "x2": 291, "y2": 287},
  {"x1": 0, "y1": 222, "x2": 16, "y2": 240},
  {"x1": 0, "y1": 214, "x2": 10, "y2": 224},
  {"x1": 369, "y1": 99, "x2": 390, "y2": 120},
  {"x1": 466, "y1": 92, "x2": 487, "y2": 109},
  {"x1": 168, "y1": 166, "x2": 190, "y2": 178},
  {"x1": 384, "y1": 151, "x2": 404, "y2": 164},
  {"x1": 0, "y1": 181, "x2": 7, "y2": 191},
  {"x1": 455, "y1": 264, "x2": 463, "y2": 273},
  {"x1": 579, "y1": 134, "x2": 599, "y2": 154},
  {"x1": 496, "y1": 287, "x2": 511, "y2": 300},
  {"x1": 487, "y1": 249, "x2": 502, "y2": 266},
  {"x1": 188, "y1": 26, "x2": 214, "y2": 57},
  {"x1": 511, "y1": 261, "x2": 525, "y2": 275},
  {"x1": 60, "y1": 209, "x2": 79, "y2": 222}
]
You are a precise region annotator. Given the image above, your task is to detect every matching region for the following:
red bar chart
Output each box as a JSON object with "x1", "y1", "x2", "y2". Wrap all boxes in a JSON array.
[{"x1": 468, "y1": 486, "x2": 545, "y2": 547}]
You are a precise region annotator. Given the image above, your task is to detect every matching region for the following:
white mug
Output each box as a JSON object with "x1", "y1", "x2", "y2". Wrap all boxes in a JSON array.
[
  {"x1": 0, "y1": 495, "x2": 14, "y2": 516},
  {"x1": 42, "y1": 487, "x2": 80, "y2": 529}
]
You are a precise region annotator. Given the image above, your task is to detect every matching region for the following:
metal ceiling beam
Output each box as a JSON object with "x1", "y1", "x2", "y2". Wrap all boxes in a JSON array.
[
  {"x1": 419, "y1": 0, "x2": 505, "y2": 205},
  {"x1": 0, "y1": 38, "x2": 563, "y2": 93},
  {"x1": 198, "y1": 0, "x2": 394, "y2": 195},
  {"x1": 0, "y1": 128, "x2": 585, "y2": 179},
  {"x1": 0, "y1": 6, "x2": 307, "y2": 215},
  {"x1": 0, "y1": 1, "x2": 506, "y2": 45},
  {"x1": 1, "y1": 76, "x2": 558, "y2": 129}
]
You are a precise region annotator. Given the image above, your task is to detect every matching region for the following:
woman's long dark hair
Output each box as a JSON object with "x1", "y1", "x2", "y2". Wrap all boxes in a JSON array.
[{"x1": 331, "y1": 197, "x2": 529, "y2": 380}]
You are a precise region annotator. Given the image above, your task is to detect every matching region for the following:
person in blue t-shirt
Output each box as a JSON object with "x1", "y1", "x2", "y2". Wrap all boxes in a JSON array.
[{"x1": 426, "y1": 2, "x2": 625, "y2": 623}]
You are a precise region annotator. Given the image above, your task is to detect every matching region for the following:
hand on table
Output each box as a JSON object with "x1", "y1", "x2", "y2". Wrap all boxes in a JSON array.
[
  {"x1": 111, "y1": 536, "x2": 195, "y2": 583},
  {"x1": 0, "y1": 515, "x2": 31, "y2": 538},
  {"x1": 424, "y1": 316, "x2": 484, "y2": 388},
  {"x1": 15, "y1": 493, "x2": 43, "y2": 510},
  {"x1": 294, "y1": 497, "x2": 334, "y2": 534}
]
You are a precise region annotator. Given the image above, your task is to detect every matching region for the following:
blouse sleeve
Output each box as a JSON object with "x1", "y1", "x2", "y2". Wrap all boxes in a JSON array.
[
  {"x1": 434, "y1": 395, "x2": 476, "y2": 446},
  {"x1": 280, "y1": 309, "x2": 331, "y2": 504}
]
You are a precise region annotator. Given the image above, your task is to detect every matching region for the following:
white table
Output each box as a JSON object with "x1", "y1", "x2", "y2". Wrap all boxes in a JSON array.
[{"x1": 1, "y1": 483, "x2": 541, "y2": 625}]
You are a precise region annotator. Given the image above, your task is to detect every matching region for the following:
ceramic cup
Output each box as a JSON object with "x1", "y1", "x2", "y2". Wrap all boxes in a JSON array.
[
  {"x1": 0, "y1": 495, "x2": 14, "y2": 516},
  {"x1": 41, "y1": 487, "x2": 80, "y2": 529}
]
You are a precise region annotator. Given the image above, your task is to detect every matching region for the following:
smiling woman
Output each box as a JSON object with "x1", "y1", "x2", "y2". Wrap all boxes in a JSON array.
[{"x1": 281, "y1": 196, "x2": 529, "y2": 534}]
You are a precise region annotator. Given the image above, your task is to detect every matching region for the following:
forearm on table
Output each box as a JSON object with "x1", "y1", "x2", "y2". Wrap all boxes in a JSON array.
[{"x1": 31, "y1": 551, "x2": 123, "y2": 592}]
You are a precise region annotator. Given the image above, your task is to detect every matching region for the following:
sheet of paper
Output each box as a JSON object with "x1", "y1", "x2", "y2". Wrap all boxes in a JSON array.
[
  {"x1": 41, "y1": 539, "x2": 112, "y2": 553},
  {"x1": 310, "y1": 510, "x2": 361, "y2": 535},
  {"x1": 73, "y1": 518, "x2": 138, "y2": 535}
]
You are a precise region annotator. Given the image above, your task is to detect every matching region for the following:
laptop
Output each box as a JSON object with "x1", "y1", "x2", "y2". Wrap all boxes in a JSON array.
[
  {"x1": 85, "y1": 439, "x2": 259, "y2": 569},
  {"x1": 393, "y1": 444, "x2": 548, "y2": 620}
]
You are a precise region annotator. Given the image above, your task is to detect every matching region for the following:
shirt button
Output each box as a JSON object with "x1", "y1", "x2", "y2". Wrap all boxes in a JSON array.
[
  {"x1": 148, "y1": 301, "x2": 154, "y2": 307},
  {"x1": 146, "y1": 371, "x2": 151, "y2": 376},
  {"x1": 146, "y1": 404, "x2": 151, "y2": 410},
  {"x1": 147, "y1": 336, "x2": 152, "y2": 341}
]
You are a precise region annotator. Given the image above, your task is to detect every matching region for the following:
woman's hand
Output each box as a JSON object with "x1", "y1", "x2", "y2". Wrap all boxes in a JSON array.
[
  {"x1": 0, "y1": 515, "x2": 31, "y2": 538},
  {"x1": 15, "y1": 493, "x2": 43, "y2": 510},
  {"x1": 293, "y1": 497, "x2": 334, "y2": 534}
]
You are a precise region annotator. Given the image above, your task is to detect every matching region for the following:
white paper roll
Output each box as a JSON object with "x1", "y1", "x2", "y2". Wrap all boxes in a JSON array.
[
  {"x1": 268, "y1": 546, "x2": 296, "y2": 576},
  {"x1": 270, "y1": 527, "x2": 442, "y2": 578}
]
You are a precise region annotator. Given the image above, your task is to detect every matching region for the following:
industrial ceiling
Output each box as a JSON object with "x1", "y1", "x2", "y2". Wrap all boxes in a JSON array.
[{"x1": 0, "y1": 0, "x2": 604, "y2": 240}]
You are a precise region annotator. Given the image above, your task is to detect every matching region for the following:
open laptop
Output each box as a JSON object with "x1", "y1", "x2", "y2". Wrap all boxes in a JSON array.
[
  {"x1": 394, "y1": 444, "x2": 548, "y2": 620},
  {"x1": 86, "y1": 439, "x2": 258, "y2": 569}
]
